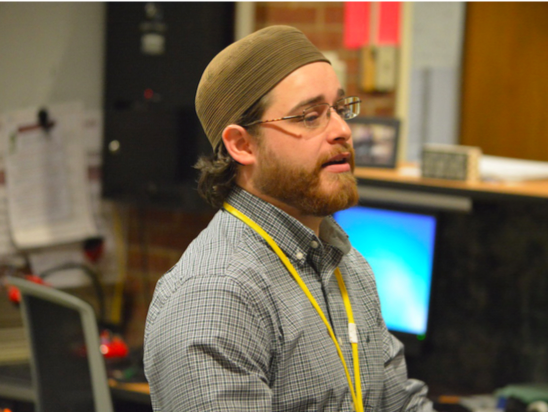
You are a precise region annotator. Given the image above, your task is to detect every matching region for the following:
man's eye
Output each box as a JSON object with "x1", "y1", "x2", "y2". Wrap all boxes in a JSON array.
[
  {"x1": 304, "y1": 112, "x2": 321, "y2": 123},
  {"x1": 289, "y1": 115, "x2": 308, "y2": 123},
  {"x1": 336, "y1": 106, "x2": 349, "y2": 117}
]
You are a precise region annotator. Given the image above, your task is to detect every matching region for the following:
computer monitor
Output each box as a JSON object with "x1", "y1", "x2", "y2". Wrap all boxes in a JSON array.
[
  {"x1": 333, "y1": 204, "x2": 438, "y2": 354},
  {"x1": 10, "y1": 277, "x2": 114, "y2": 412}
]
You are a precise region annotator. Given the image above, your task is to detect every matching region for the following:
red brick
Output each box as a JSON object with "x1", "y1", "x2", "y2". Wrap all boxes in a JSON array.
[
  {"x1": 345, "y1": 56, "x2": 360, "y2": 76},
  {"x1": 144, "y1": 207, "x2": 178, "y2": 226},
  {"x1": 324, "y1": 5, "x2": 344, "y2": 24},
  {"x1": 146, "y1": 232, "x2": 185, "y2": 251},
  {"x1": 307, "y1": 31, "x2": 343, "y2": 50},
  {"x1": 345, "y1": 79, "x2": 359, "y2": 97},
  {"x1": 255, "y1": 4, "x2": 268, "y2": 25},
  {"x1": 148, "y1": 250, "x2": 177, "y2": 273},
  {"x1": 374, "y1": 106, "x2": 396, "y2": 117},
  {"x1": 174, "y1": 211, "x2": 215, "y2": 229},
  {"x1": 266, "y1": 5, "x2": 317, "y2": 25}
]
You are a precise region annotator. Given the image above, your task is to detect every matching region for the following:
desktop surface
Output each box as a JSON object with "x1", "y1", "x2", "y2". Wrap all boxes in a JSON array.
[
  {"x1": 0, "y1": 362, "x2": 35, "y2": 402},
  {"x1": 354, "y1": 163, "x2": 548, "y2": 201},
  {"x1": 0, "y1": 359, "x2": 151, "y2": 407}
]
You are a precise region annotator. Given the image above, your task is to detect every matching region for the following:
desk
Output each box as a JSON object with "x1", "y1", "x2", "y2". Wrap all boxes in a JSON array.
[
  {"x1": 354, "y1": 163, "x2": 548, "y2": 203},
  {"x1": 353, "y1": 164, "x2": 548, "y2": 393},
  {"x1": 110, "y1": 379, "x2": 151, "y2": 405},
  {"x1": 0, "y1": 363, "x2": 34, "y2": 404},
  {"x1": 0, "y1": 362, "x2": 151, "y2": 410}
]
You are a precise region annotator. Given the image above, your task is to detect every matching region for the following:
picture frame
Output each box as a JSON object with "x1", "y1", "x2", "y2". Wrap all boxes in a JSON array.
[{"x1": 349, "y1": 117, "x2": 400, "y2": 169}]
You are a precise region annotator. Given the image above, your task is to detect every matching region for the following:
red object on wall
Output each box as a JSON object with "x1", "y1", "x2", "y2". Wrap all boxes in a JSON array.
[
  {"x1": 344, "y1": 2, "x2": 401, "y2": 49},
  {"x1": 344, "y1": 2, "x2": 371, "y2": 49},
  {"x1": 378, "y1": 2, "x2": 401, "y2": 45},
  {"x1": 7, "y1": 275, "x2": 48, "y2": 305}
]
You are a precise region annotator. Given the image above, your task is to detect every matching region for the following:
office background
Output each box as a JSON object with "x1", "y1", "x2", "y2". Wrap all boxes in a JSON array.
[{"x1": 1, "y1": 1, "x2": 548, "y2": 397}]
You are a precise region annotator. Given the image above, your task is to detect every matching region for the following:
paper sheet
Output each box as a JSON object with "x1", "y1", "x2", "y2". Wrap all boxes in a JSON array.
[
  {"x1": 0, "y1": 183, "x2": 18, "y2": 258},
  {"x1": 0, "y1": 127, "x2": 19, "y2": 259},
  {"x1": 28, "y1": 245, "x2": 89, "y2": 288},
  {"x1": 1, "y1": 102, "x2": 98, "y2": 249},
  {"x1": 6, "y1": 126, "x2": 72, "y2": 228},
  {"x1": 480, "y1": 155, "x2": 548, "y2": 182}
]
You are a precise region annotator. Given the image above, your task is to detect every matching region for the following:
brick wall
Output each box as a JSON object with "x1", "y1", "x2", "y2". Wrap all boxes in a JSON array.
[
  {"x1": 255, "y1": 2, "x2": 397, "y2": 117},
  {"x1": 121, "y1": 206, "x2": 215, "y2": 347}
]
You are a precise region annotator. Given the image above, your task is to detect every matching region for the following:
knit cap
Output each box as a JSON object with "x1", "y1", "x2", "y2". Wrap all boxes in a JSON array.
[{"x1": 195, "y1": 25, "x2": 329, "y2": 149}]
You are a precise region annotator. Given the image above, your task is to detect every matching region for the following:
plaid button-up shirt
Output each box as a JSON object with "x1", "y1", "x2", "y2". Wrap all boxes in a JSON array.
[{"x1": 144, "y1": 187, "x2": 433, "y2": 411}]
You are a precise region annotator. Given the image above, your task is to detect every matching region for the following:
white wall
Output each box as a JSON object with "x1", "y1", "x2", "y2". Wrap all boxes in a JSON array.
[
  {"x1": 0, "y1": 2, "x2": 105, "y2": 113},
  {"x1": 398, "y1": 2, "x2": 466, "y2": 162}
]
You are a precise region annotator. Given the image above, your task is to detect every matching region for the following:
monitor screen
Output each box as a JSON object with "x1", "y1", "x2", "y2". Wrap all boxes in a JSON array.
[
  {"x1": 26, "y1": 295, "x2": 96, "y2": 411},
  {"x1": 333, "y1": 205, "x2": 437, "y2": 339}
]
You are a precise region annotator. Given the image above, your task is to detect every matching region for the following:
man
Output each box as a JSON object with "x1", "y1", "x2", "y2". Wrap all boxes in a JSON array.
[{"x1": 144, "y1": 25, "x2": 433, "y2": 411}]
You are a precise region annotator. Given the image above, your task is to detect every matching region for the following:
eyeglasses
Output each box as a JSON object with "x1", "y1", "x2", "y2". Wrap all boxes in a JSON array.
[{"x1": 243, "y1": 96, "x2": 361, "y2": 130}]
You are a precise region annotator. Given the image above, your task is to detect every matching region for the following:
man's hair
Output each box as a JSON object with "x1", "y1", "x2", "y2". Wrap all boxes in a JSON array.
[{"x1": 195, "y1": 94, "x2": 269, "y2": 209}]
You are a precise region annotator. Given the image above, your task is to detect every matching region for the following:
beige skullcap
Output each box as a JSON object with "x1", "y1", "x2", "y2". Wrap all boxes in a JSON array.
[{"x1": 196, "y1": 25, "x2": 330, "y2": 150}]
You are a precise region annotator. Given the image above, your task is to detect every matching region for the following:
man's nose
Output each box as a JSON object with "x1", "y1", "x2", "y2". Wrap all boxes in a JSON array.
[{"x1": 327, "y1": 109, "x2": 352, "y2": 143}]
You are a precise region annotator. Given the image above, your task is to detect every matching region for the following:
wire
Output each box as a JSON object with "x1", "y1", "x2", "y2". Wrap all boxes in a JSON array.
[
  {"x1": 111, "y1": 202, "x2": 128, "y2": 325},
  {"x1": 40, "y1": 262, "x2": 106, "y2": 323}
]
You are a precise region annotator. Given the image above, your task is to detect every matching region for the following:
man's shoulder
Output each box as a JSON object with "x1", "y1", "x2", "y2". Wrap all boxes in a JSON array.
[
  {"x1": 145, "y1": 210, "x2": 270, "y2": 331},
  {"x1": 183, "y1": 209, "x2": 260, "y2": 268},
  {"x1": 160, "y1": 210, "x2": 271, "y2": 292}
]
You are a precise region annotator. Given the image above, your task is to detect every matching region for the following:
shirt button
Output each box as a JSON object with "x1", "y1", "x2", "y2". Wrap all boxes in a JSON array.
[
  {"x1": 295, "y1": 252, "x2": 304, "y2": 260},
  {"x1": 310, "y1": 240, "x2": 319, "y2": 249}
]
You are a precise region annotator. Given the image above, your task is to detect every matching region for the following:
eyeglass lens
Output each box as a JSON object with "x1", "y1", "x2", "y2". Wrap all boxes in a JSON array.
[{"x1": 303, "y1": 97, "x2": 361, "y2": 129}]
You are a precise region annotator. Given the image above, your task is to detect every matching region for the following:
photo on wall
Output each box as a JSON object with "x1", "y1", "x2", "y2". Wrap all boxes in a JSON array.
[{"x1": 350, "y1": 117, "x2": 400, "y2": 168}]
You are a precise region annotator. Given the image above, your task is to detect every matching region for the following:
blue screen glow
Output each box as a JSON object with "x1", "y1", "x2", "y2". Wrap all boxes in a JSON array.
[{"x1": 333, "y1": 205, "x2": 437, "y2": 336}]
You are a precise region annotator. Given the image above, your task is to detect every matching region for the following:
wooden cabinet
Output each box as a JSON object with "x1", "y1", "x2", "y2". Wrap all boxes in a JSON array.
[{"x1": 460, "y1": 3, "x2": 548, "y2": 161}]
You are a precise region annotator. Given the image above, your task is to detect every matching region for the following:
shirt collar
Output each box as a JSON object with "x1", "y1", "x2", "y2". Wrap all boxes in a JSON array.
[
  {"x1": 320, "y1": 216, "x2": 351, "y2": 255},
  {"x1": 225, "y1": 186, "x2": 352, "y2": 260}
]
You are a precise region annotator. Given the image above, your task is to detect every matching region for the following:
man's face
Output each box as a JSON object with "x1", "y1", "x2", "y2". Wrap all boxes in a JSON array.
[{"x1": 249, "y1": 62, "x2": 358, "y2": 217}]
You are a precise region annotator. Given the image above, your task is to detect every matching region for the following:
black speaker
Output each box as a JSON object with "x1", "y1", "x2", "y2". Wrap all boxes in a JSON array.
[{"x1": 102, "y1": 2, "x2": 235, "y2": 209}]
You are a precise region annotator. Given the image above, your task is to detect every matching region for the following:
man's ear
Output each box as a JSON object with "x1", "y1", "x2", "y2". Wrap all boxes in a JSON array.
[{"x1": 222, "y1": 125, "x2": 257, "y2": 166}]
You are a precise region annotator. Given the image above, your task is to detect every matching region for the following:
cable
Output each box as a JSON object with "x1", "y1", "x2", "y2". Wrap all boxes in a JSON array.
[{"x1": 40, "y1": 262, "x2": 106, "y2": 323}]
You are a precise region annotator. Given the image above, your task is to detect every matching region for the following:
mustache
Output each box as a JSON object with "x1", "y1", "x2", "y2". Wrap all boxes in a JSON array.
[{"x1": 316, "y1": 145, "x2": 355, "y2": 171}]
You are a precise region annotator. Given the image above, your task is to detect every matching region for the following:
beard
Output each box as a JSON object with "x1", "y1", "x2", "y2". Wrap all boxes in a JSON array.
[{"x1": 253, "y1": 144, "x2": 359, "y2": 217}]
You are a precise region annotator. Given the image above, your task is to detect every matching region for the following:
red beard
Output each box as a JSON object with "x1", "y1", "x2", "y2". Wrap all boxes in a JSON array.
[{"x1": 253, "y1": 144, "x2": 359, "y2": 217}]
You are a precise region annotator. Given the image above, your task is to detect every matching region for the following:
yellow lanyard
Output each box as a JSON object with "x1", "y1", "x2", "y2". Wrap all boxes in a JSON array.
[{"x1": 224, "y1": 203, "x2": 363, "y2": 412}]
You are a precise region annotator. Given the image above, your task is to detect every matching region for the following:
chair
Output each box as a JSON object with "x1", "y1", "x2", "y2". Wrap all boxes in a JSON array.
[{"x1": 8, "y1": 276, "x2": 114, "y2": 412}]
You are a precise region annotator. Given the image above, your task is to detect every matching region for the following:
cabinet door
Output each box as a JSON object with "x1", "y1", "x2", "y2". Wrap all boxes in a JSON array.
[{"x1": 460, "y1": 2, "x2": 548, "y2": 161}]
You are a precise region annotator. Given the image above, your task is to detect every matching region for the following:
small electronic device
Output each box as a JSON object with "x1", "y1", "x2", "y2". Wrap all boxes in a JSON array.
[
  {"x1": 421, "y1": 144, "x2": 482, "y2": 182},
  {"x1": 333, "y1": 204, "x2": 438, "y2": 354}
]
